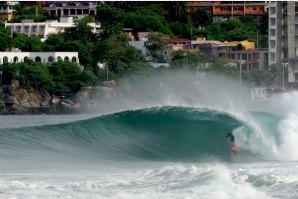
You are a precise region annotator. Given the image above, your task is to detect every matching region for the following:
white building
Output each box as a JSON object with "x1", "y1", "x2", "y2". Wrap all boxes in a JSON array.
[
  {"x1": 5, "y1": 17, "x2": 101, "y2": 40},
  {"x1": 269, "y1": 1, "x2": 298, "y2": 85},
  {"x1": 0, "y1": 50, "x2": 79, "y2": 65},
  {"x1": 251, "y1": 87, "x2": 270, "y2": 102},
  {"x1": 129, "y1": 41, "x2": 148, "y2": 56},
  {"x1": 43, "y1": 1, "x2": 98, "y2": 19}
]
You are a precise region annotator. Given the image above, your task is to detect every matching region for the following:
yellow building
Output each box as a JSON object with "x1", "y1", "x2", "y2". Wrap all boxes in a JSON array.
[
  {"x1": 223, "y1": 40, "x2": 255, "y2": 50},
  {"x1": 196, "y1": 36, "x2": 255, "y2": 50},
  {"x1": 0, "y1": 2, "x2": 17, "y2": 22}
]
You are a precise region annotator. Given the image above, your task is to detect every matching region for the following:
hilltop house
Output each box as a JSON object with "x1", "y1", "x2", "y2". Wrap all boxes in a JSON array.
[
  {"x1": 5, "y1": 17, "x2": 101, "y2": 41},
  {"x1": 0, "y1": 1, "x2": 18, "y2": 22}
]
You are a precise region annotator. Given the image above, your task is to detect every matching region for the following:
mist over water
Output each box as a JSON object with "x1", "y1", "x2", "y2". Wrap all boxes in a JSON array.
[{"x1": 1, "y1": 71, "x2": 298, "y2": 198}]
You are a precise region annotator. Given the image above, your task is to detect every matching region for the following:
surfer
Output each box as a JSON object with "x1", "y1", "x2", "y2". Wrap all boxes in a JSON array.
[
  {"x1": 226, "y1": 132, "x2": 235, "y2": 147},
  {"x1": 226, "y1": 132, "x2": 240, "y2": 152}
]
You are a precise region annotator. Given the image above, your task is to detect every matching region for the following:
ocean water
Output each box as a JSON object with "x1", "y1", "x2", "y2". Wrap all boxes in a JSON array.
[{"x1": 1, "y1": 72, "x2": 298, "y2": 199}]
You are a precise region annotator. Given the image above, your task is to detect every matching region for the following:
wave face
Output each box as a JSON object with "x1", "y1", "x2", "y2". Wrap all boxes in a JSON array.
[{"x1": 0, "y1": 107, "x2": 255, "y2": 162}]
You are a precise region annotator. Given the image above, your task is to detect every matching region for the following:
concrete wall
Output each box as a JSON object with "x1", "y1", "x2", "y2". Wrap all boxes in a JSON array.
[
  {"x1": 0, "y1": 52, "x2": 79, "y2": 65},
  {"x1": 129, "y1": 41, "x2": 148, "y2": 56}
]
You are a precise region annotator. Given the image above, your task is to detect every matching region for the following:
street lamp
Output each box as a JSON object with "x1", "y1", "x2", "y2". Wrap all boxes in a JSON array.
[
  {"x1": 0, "y1": 70, "x2": 2, "y2": 86},
  {"x1": 105, "y1": 62, "x2": 109, "y2": 81},
  {"x1": 238, "y1": 59, "x2": 245, "y2": 89},
  {"x1": 282, "y1": 62, "x2": 288, "y2": 90}
]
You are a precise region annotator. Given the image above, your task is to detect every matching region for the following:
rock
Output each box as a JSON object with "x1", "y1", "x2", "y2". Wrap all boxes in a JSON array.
[
  {"x1": 75, "y1": 88, "x2": 92, "y2": 104},
  {"x1": 9, "y1": 79, "x2": 20, "y2": 95},
  {"x1": 101, "y1": 80, "x2": 117, "y2": 88},
  {"x1": 0, "y1": 86, "x2": 53, "y2": 114},
  {"x1": 55, "y1": 99, "x2": 78, "y2": 114},
  {"x1": 94, "y1": 86, "x2": 114, "y2": 99}
]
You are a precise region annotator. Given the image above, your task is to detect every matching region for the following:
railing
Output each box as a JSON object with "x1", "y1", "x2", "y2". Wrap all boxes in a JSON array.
[
  {"x1": 232, "y1": 11, "x2": 244, "y2": 15},
  {"x1": 244, "y1": 11, "x2": 266, "y2": 15},
  {"x1": 213, "y1": 11, "x2": 232, "y2": 15}
]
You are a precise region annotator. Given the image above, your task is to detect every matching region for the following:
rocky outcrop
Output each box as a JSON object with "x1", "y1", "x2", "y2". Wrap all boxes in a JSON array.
[
  {"x1": 0, "y1": 80, "x2": 53, "y2": 114},
  {"x1": 54, "y1": 99, "x2": 80, "y2": 114},
  {"x1": 75, "y1": 80, "x2": 117, "y2": 106},
  {"x1": 0, "y1": 80, "x2": 118, "y2": 114},
  {"x1": 101, "y1": 80, "x2": 117, "y2": 88}
]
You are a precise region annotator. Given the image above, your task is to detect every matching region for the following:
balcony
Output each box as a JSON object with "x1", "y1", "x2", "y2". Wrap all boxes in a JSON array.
[
  {"x1": 233, "y1": 10, "x2": 244, "y2": 15},
  {"x1": 245, "y1": 10, "x2": 266, "y2": 15},
  {"x1": 213, "y1": 11, "x2": 232, "y2": 15}
]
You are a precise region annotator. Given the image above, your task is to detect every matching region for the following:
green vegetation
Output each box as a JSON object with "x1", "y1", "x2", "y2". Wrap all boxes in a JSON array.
[
  {"x1": 0, "y1": 2, "x2": 275, "y2": 95},
  {"x1": 12, "y1": 4, "x2": 47, "y2": 22},
  {"x1": 198, "y1": 16, "x2": 266, "y2": 47},
  {"x1": 0, "y1": 61, "x2": 91, "y2": 95}
]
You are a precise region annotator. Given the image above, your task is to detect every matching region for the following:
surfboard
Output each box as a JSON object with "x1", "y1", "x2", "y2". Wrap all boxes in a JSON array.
[{"x1": 231, "y1": 146, "x2": 240, "y2": 152}]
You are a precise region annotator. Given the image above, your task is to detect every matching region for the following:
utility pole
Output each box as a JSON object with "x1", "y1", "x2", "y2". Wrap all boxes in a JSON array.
[
  {"x1": 257, "y1": 29, "x2": 259, "y2": 49},
  {"x1": 36, "y1": 2, "x2": 39, "y2": 16},
  {"x1": 238, "y1": 59, "x2": 245, "y2": 90},
  {"x1": 10, "y1": 28, "x2": 13, "y2": 51},
  {"x1": 106, "y1": 62, "x2": 109, "y2": 81},
  {"x1": 282, "y1": 62, "x2": 288, "y2": 89}
]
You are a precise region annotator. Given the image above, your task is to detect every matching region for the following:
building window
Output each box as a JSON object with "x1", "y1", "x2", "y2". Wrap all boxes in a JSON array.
[
  {"x1": 234, "y1": 6, "x2": 241, "y2": 11},
  {"x1": 295, "y1": 73, "x2": 298, "y2": 82},
  {"x1": 3, "y1": 56, "x2": 8, "y2": 64},
  {"x1": 13, "y1": 56, "x2": 18, "y2": 63},
  {"x1": 72, "y1": 56, "x2": 77, "y2": 62},
  {"x1": 48, "y1": 56, "x2": 54, "y2": 62},
  {"x1": 35, "y1": 56, "x2": 41, "y2": 62},
  {"x1": 223, "y1": 7, "x2": 229, "y2": 11},
  {"x1": 77, "y1": 9, "x2": 82, "y2": 15},
  {"x1": 24, "y1": 56, "x2": 29, "y2": 62},
  {"x1": 70, "y1": 9, "x2": 75, "y2": 15},
  {"x1": 253, "y1": 7, "x2": 257, "y2": 11},
  {"x1": 40, "y1": 26, "x2": 45, "y2": 32},
  {"x1": 64, "y1": 56, "x2": 69, "y2": 61},
  {"x1": 57, "y1": 56, "x2": 62, "y2": 61},
  {"x1": 24, "y1": 26, "x2": 29, "y2": 33},
  {"x1": 64, "y1": 9, "x2": 69, "y2": 15}
]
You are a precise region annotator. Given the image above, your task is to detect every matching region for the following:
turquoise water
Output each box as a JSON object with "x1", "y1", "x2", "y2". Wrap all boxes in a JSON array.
[
  {"x1": 0, "y1": 106, "x2": 297, "y2": 198},
  {"x1": 0, "y1": 107, "x2": 262, "y2": 162},
  {"x1": 0, "y1": 72, "x2": 298, "y2": 198}
]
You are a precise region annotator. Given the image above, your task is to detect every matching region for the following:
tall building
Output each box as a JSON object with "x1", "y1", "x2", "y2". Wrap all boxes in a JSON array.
[
  {"x1": 269, "y1": 2, "x2": 297, "y2": 86},
  {"x1": 186, "y1": 1, "x2": 268, "y2": 24}
]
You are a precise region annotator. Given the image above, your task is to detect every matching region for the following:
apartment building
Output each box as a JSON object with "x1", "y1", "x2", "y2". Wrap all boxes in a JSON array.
[
  {"x1": 269, "y1": 1, "x2": 298, "y2": 86},
  {"x1": 186, "y1": 1, "x2": 268, "y2": 24}
]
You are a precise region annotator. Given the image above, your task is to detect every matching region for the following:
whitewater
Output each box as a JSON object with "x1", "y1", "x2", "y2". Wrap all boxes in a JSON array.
[{"x1": 0, "y1": 71, "x2": 298, "y2": 199}]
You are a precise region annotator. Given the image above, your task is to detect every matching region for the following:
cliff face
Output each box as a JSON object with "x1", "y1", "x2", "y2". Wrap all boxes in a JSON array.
[
  {"x1": 73, "y1": 80, "x2": 117, "y2": 112},
  {"x1": 0, "y1": 80, "x2": 53, "y2": 114},
  {"x1": 0, "y1": 80, "x2": 117, "y2": 115}
]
